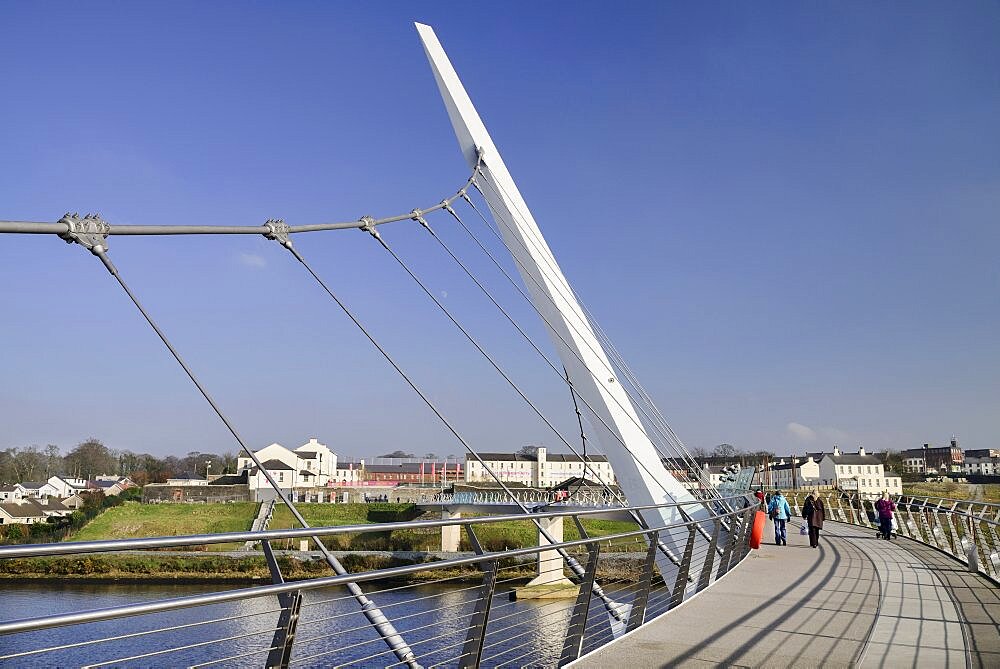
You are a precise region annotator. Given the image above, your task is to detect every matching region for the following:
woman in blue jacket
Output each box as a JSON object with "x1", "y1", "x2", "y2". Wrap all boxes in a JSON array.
[{"x1": 767, "y1": 490, "x2": 793, "y2": 546}]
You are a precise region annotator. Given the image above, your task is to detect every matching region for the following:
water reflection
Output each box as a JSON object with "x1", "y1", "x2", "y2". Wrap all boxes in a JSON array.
[{"x1": 1, "y1": 580, "x2": 591, "y2": 668}]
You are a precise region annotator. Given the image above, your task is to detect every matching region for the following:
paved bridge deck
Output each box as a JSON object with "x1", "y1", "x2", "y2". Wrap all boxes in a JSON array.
[{"x1": 575, "y1": 520, "x2": 1000, "y2": 668}]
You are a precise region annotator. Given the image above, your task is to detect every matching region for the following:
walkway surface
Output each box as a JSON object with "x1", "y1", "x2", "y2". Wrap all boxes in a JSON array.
[{"x1": 575, "y1": 520, "x2": 1000, "y2": 668}]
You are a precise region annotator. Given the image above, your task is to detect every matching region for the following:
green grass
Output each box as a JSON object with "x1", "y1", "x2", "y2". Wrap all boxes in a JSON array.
[
  {"x1": 266, "y1": 504, "x2": 642, "y2": 553},
  {"x1": 67, "y1": 502, "x2": 259, "y2": 550},
  {"x1": 267, "y1": 503, "x2": 436, "y2": 551},
  {"x1": 903, "y1": 482, "x2": 1000, "y2": 503},
  {"x1": 463, "y1": 517, "x2": 642, "y2": 553}
]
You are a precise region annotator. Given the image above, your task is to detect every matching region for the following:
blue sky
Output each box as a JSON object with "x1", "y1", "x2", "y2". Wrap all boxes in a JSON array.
[{"x1": 1, "y1": 2, "x2": 997, "y2": 459}]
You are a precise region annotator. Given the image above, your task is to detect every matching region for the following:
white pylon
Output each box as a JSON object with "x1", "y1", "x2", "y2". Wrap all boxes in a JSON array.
[{"x1": 416, "y1": 23, "x2": 712, "y2": 576}]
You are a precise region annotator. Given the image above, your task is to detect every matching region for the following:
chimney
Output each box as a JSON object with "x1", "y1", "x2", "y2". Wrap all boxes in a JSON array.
[
  {"x1": 833, "y1": 445, "x2": 841, "y2": 456},
  {"x1": 858, "y1": 445, "x2": 866, "y2": 456}
]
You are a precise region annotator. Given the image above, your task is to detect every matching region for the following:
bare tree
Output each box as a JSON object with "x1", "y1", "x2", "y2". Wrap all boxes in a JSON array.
[
  {"x1": 44, "y1": 444, "x2": 62, "y2": 477},
  {"x1": 712, "y1": 443, "x2": 738, "y2": 459},
  {"x1": 64, "y1": 438, "x2": 117, "y2": 480}
]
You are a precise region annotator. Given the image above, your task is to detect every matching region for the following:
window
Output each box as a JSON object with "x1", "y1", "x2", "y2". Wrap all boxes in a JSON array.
[{"x1": 277, "y1": 472, "x2": 284, "y2": 483}]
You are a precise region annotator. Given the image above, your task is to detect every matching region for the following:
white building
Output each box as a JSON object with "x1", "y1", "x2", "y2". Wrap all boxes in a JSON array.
[
  {"x1": 0, "y1": 484, "x2": 27, "y2": 502},
  {"x1": 464, "y1": 447, "x2": 615, "y2": 488},
  {"x1": 964, "y1": 450, "x2": 1000, "y2": 476},
  {"x1": 334, "y1": 461, "x2": 364, "y2": 485},
  {"x1": 47, "y1": 475, "x2": 91, "y2": 498},
  {"x1": 0, "y1": 499, "x2": 48, "y2": 525},
  {"x1": 19, "y1": 481, "x2": 60, "y2": 499},
  {"x1": 91, "y1": 477, "x2": 133, "y2": 496},
  {"x1": 766, "y1": 457, "x2": 822, "y2": 490},
  {"x1": 165, "y1": 472, "x2": 209, "y2": 486},
  {"x1": 237, "y1": 439, "x2": 337, "y2": 497},
  {"x1": 762, "y1": 447, "x2": 902, "y2": 497},
  {"x1": 816, "y1": 446, "x2": 902, "y2": 496}
]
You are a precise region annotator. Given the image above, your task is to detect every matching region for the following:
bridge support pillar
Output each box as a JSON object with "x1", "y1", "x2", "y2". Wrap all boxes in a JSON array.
[
  {"x1": 530, "y1": 514, "x2": 566, "y2": 585},
  {"x1": 441, "y1": 510, "x2": 461, "y2": 552}
]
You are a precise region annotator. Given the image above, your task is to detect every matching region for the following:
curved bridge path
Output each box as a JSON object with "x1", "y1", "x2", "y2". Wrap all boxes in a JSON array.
[{"x1": 573, "y1": 520, "x2": 1000, "y2": 668}]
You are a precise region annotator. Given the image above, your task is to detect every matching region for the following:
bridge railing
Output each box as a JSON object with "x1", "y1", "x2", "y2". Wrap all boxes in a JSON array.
[
  {"x1": 786, "y1": 491, "x2": 1000, "y2": 580},
  {"x1": 419, "y1": 489, "x2": 624, "y2": 507},
  {"x1": 0, "y1": 494, "x2": 756, "y2": 668}
]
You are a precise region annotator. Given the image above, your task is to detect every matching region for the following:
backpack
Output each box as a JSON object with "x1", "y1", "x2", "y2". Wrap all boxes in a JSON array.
[{"x1": 768, "y1": 502, "x2": 780, "y2": 519}]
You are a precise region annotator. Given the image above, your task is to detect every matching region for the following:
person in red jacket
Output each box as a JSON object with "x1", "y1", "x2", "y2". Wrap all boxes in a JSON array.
[{"x1": 875, "y1": 492, "x2": 896, "y2": 540}]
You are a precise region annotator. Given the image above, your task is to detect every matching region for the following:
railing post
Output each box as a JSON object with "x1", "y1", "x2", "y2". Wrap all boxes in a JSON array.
[
  {"x1": 559, "y1": 539, "x2": 600, "y2": 666},
  {"x1": 928, "y1": 510, "x2": 947, "y2": 552},
  {"x1": 668, "y1": 526, "x2": 698, "y2": 610},
  {"x1": 716, "y1": 513, "x2": 740, "y2": 578},
  {"x1": 739, "y1": 507, "x2": 755, "y2": 561},
  {"x1": 626, "y1": 530, "x2": 660, "y2": 632},
  {"x1": 832, "y1": 494, "x2": 848, "y2": 523},
  {"x1": 261, "y1": 540, "x2": 303, "y2": 669},
  {"x1": 697, "y1": 518, "x2": 721, "y2": 590},
  {"x1": 458, "y1": 525, "x2": 499, "y2": 669}
]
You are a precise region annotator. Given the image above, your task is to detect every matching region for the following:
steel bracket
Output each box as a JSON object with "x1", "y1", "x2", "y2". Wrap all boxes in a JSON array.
[
  {"x1": 59, "y1": 212, "x2": 110, "y2": 251},
  {"x1": 261, "y1": 540, "x2": 303, "y2": 669},
  {"x1": 559, "y1": 540, "x2": 600, "y2": 666},
  {"x1": 627, "y1": 530, "x2": 659, "y2": 632},
  {"x1": 264, "y1": 219, "x2": 291, "y2": 247},
  {"x1": 669, "y1": 525, "x2": 698, "y2": 610}
]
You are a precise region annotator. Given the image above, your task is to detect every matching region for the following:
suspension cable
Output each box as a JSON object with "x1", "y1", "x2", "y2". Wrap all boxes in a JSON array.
[
  {"x1": 272, "y1": 236, "x2": 639, "y2": 622},
  {"x1": 408, "y1": 211, "x2": 721, "y2": 549},
  {"x1": 81, "y1": 246, "x2": 420, "y2": 669},
  {"x1": 470, "y1": 169, "x2": 719, "y2": 493},
  {"x1": 457, "y1": 185, "x2": 713, "y2": 492}
]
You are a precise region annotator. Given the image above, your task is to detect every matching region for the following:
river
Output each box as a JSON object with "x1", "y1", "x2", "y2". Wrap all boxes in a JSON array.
[{"x1": 0, "y1": 580, "x2": 605, "y2": 668}]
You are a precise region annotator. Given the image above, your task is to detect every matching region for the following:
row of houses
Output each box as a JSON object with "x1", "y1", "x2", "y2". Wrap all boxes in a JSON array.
[
  {"x1": 0, "y1": 474, "x2": 133, "y2": 503},
  {"x1": 759, "y1": 446, "x2": 903, "y2": 496},
  {"x1": 0, "y1": 495, "x2": 85, "y2": 525}
]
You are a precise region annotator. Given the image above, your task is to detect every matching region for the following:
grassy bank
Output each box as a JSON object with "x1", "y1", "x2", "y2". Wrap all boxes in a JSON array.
[
  {"x1": 0, "y1": 552, "x2": 648, "y2": 583},
  {"x1": 67, "y1": 502, "x2": 259, "y2": 550},
  {"x1": 903, "y1": 482, "x2": 1000, "y2": 503},
  {"x1": 56, "y1": 501, "x2": 644, "y2": 554},
  {"x1": 267, "y1": 505, "x2": 642, "y2": 553}
]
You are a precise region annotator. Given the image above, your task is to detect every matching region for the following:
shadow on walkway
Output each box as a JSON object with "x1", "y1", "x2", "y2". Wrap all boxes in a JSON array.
[{"x1": 573, "y1": 520, "x2": 1000, "y2": 668}]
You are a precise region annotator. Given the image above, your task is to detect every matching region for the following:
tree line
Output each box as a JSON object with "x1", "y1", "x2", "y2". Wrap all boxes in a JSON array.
[{"x1": 0, "y1": 438, "x2": 238, "y2": 487}]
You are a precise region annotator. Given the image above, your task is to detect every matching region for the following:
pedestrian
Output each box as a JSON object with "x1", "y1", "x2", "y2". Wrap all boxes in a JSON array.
[
  {"x1": 767, "y1": 489, "x2": 792, "y2": 546},
  {"x1": 802, "y1": 489, "x2": 825, "y2": 548},
  {"x1": 754, "y1": 488, "x2": 765, "y2": 508},
  {"x1": 875, "y1": 492, "x2": 896, "y2": 540}
]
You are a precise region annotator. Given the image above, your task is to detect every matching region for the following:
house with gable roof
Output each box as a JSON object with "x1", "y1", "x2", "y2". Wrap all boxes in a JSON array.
[
  {"x1": 236, "y1": 438, "x2": 337, "y2": 499},
  {"x1": 0, "y1": 484, "x2": 27, "y2": 502}
]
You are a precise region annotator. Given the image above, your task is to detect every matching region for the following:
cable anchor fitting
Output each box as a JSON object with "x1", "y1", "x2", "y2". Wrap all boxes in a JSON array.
[
  {"x1": 441, "y1": 200, "x2": 458, "y2": 217},
  {"x1": 359, "y1": 215, "x2": 388, "y2": 249},
  {"x1": 410, "y1": 209, "x2": 430, "y2": 230},
  {"x1": 58, "y1": 212, "x2": 110, "y2": 254},
  {"x1": 263, "y1": 219, "x2": 291, "y2": 248}
]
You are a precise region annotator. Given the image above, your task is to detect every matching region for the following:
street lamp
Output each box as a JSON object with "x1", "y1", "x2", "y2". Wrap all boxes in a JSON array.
[{"x1": 205, "y1": 460, "x2": 212, "y2": 480}]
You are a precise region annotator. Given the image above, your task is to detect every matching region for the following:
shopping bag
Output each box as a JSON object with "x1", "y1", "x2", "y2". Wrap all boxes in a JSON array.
[{"x1": 800, "y1": 525, "x2": 808, "y2": 535}]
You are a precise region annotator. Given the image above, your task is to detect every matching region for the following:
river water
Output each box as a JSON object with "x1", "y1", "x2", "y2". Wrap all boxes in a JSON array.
[{"x1": 0, "y1": 580, "x2": 606, "y2": 668}]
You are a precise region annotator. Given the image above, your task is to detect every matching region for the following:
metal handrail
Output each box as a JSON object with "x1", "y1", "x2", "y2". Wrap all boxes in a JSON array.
[
  {"x1": 787, "y1": 490, "x2": 1000, "y2": 582},
  {"x1": 0, "y1": 505, "x2": 751, "y2": 636},
  {"x1": 0, "y1": 496, "x2": 759, "y2": 667},
  {"x1": 0, "y1": 494, "x2": 753, "y2": 559}
]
